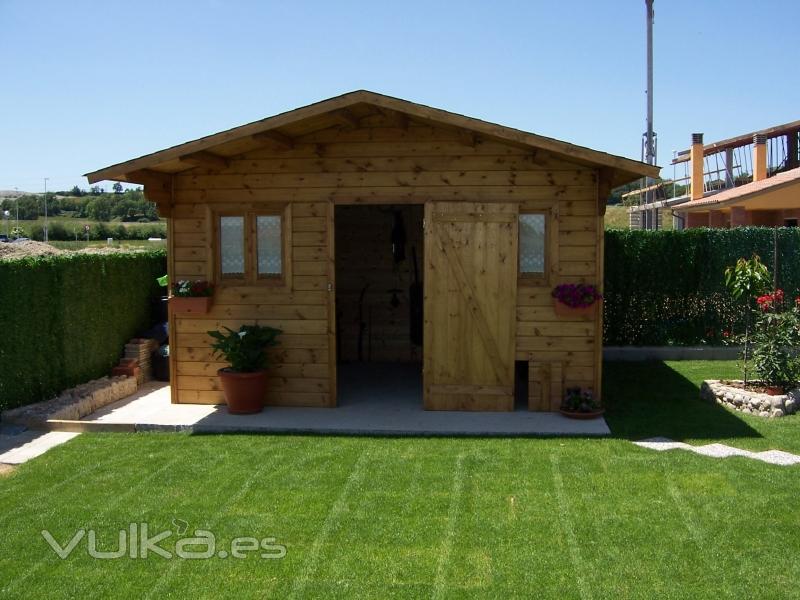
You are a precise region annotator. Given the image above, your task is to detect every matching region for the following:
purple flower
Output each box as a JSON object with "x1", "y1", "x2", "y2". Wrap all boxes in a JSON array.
[{"x1": 552, "y1": 284, "x2": 602, "y2": 308}]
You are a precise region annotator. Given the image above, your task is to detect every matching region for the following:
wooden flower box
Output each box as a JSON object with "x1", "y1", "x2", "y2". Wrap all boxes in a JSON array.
[
  {"x1": 553, "y1": 300, "x2": 598, "y2": 319},
  {"x1": 170, "y1": 296, "x2": 213, "y2": 315}
]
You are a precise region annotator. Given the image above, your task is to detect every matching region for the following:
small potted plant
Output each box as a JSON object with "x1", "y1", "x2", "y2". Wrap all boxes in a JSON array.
[
  {"x1": 170, "y1": 279, "x2": 214, "y2": 314},
  {"x1": 551, "y1": 283, "x2": 602, "y2": 318},
  {"x1": 560, "y1": 386, "x2": 604, "y2": 419},
  {"x1": 208, "y1": 324, "x2": 282, "y2": 414},
  {"x1": 154, "y1": 274, "x2": 169, "y2": 322}
]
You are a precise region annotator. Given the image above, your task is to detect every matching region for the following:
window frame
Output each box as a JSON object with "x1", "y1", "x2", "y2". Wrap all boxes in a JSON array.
[
  {"x1": 517, "y1": 209, "x2": 552, "y2": 285},
  {"x1": 517, "y1": 200, "x2": 559, "y2": 287},
  {"x1": 251, "y1": 209, "x2": 288, "y2": 286},
  {"x1": 216, "y1": 211, "x2": 247, "y2": 282},
  {"x1": 212, "y1": 203, "x2": 292, "y2": 288}
]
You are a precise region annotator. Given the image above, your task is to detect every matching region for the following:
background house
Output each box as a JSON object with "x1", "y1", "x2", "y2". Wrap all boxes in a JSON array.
[{"x1": 627, "y1": 120, "x2": 800, "y2": 229}]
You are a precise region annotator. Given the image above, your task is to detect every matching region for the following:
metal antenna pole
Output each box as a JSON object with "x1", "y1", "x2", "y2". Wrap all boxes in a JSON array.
[{"x1": 644, "y1": 0, "x2": 657, "y2": 226}]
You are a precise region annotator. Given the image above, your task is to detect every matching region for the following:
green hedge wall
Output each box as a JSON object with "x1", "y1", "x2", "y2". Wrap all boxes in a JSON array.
[
  {"x1": 604, "y1": 228, "x2": 800, "y2": 346},
  {"x1": 0, "y1": 250, "x2": 166, "y2": 412}
]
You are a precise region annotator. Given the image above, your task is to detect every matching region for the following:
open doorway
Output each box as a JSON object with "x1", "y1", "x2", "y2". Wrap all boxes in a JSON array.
[{"x1": 334, "y1": 204, "x2": 424, "y2": 407}]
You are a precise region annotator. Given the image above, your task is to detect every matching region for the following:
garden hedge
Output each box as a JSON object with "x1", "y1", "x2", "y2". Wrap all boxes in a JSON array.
[
  {"x1": 604, "y1": 228, "x2": 800, "y2": 346},
  {"x1": 0, "y1": 250, "x2": 166, "y2": 412}
]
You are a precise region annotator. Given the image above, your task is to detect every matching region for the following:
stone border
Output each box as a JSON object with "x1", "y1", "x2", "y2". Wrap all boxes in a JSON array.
[
  {"x1": 700, "y1": 380, "x2": 799, "y2": 418},
  {"x1": 1, "y1": 376, "x2": 138, "y2": 427}
]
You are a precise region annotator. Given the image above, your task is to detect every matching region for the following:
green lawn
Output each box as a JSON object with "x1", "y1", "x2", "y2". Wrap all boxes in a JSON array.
[
  {"x1": 604, "y1": 205, "x2": 675, "y2": 230},
  {"x1": 2, "y1": 217, "x2": 166, "y2": 242},
  {"x1": 47, "y1": 239, "x2": 167, "y2": 250},
  {"x1": 1, "y1": 361, "x2": 798, "y2": 598}
]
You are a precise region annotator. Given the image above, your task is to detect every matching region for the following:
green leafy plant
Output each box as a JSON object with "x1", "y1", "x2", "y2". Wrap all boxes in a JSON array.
[
  {"x1": 172, "y1": 279, "x2": 213, "y2": 297},
  {"x1": 724, "y1": 255, "x2": 771, "y2": 301},
  {"x1": 723, "y1": 254, "x2": 771, "y2": 383},
  {"x1": 750, "y1": 290, "x2": 800, "y2": 390},
  {"x1": 207, "y1": 325, "x2": 281, "y2": 373},
  {"x1": 561, "y1": 387, "x2": 601, "y2": 412}
]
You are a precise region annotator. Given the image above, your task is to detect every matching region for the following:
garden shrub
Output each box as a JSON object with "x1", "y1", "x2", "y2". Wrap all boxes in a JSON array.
[
  {"x1": 0, "y1": 250, "x2": 166, "y2": 412},
  {"x1": 604, "y1": 228, "x2": 800, "y2": 346}
]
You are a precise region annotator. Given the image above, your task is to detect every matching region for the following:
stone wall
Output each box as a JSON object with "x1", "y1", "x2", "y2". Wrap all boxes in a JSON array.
[
  {"x1": 1, "y1": 376, "x2": 138, "y2": 427},
  {"x1": 701, "y1": 380, "x2": 799, "y2": 418}
]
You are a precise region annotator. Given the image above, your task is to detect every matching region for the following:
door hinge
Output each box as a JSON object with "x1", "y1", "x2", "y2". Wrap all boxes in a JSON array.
[
  {"x1": 327, "y1": 282, "x2": 333, "y2": 292},
  {"x1": 422, "y1": 218, "x2": 426, "y2": 230}
]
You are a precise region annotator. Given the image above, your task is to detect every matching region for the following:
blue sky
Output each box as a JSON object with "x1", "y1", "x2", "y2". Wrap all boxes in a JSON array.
[{"x1": 1, "y1": 0, "x2": 798, "y2": 192}]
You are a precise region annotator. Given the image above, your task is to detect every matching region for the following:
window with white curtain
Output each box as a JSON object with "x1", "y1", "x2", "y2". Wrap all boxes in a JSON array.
[{"x1": 519, "y1": 213, "x2": 546, "y2": 275}]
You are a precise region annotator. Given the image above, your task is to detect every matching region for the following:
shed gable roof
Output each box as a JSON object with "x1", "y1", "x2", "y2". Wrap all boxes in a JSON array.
[{"x1": 85, "y1": 90, "x2": 658, "y2": 188}]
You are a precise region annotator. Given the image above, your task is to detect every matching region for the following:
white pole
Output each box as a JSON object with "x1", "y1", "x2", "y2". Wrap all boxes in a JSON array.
[{"x1": 43, "y1": 177, "x2": 49, "y2": 242}]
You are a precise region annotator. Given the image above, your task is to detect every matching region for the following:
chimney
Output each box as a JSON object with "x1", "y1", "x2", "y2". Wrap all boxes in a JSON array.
[
  {"x1": 753, "y1": 133, "x2": 768, "y2": 182},
  {"x1": 690, "y1": 133, "x2": 704, "y2": 200}
]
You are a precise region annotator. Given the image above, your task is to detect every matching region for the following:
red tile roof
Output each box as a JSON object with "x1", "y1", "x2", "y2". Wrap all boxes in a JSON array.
[{"x1": 683, "y1": 167, "x2": 800, "y2": 209}]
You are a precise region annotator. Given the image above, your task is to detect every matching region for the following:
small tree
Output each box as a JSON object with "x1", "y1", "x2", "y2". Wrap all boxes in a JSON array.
[
  {"x1": 724, "y1": 255, "x2": 770, "y2": 383},
  {"x1": 112, "y1": 182, "x2": 123, "y2": 194}
]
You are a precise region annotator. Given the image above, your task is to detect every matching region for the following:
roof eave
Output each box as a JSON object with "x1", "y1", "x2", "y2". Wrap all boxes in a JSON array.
[{"x1": 84, "y1": 90, "x2": 659, "y2": 185}]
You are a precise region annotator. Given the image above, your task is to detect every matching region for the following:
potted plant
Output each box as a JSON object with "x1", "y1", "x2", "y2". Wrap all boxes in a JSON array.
[
  {"x1": 207, "y1": 324, "x2": 282, "y2": 414},
  {"x1": 154, "y1": 274, "x2": 169, "y2": 322},
  {"x1": 170, "y1": 279, "x2": 214, "y2": 314},
  {"x1": 552, "y1": 283, "x2": 602, "y2": 318},
  {"x1": 560, "y1": 387, "x2": 604, "y2": 419}
]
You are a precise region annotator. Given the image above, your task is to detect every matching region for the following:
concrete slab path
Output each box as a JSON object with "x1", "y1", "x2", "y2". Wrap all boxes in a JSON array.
[
  {"x1": 0, "y1": 426, "x2": 80, "y2": 465},
  {"x1": 84, "y1": 365, "x2": 611, "y2": 437}
]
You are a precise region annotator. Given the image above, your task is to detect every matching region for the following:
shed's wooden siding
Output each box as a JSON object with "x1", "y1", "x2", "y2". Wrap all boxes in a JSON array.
[{"x1": 168, "y1": 115, "x2": 601, "y2": 407}]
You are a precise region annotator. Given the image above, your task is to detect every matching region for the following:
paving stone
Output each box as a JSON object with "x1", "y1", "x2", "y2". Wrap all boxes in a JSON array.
[{"x1": 633, "y1": 437, "x2": 800, "y2": 467}]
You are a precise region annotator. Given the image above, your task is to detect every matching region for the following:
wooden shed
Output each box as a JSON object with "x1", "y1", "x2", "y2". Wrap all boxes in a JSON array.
[{"x1": 86, "y1": 91, "x2": 657, "y2": 411}]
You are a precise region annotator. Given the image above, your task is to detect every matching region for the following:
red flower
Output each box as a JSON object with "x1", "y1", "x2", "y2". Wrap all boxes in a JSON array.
[
  {"x1": 757, "y1": 290, "x2": 787, "y2": 312},
  {"x1": 722, "y1": 330, "x2": 730, "y2": 338}
]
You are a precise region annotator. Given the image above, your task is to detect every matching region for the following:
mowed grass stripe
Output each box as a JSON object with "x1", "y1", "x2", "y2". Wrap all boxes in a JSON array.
[
  {"x1": 1, "y1": 455, "x2": 183, "y2": 595},
  {"x1": 550, "y1": 451, "x2": 592, "y2": 600},
  {"x1": 288, "y1": 449, "x2": 369, "y2": 599},
  {"x1": 432, "y1": 452, "x2": 465, "y2": 599},
  {"x1": 144, "y1": 443, "x2": 320, "y2": 598},
  {"x1": 0, "y1": 432, "x2": 183, "y2": 506},
  {"x1": 0, "y1": 440, "x2": 234, "y2": 598}
]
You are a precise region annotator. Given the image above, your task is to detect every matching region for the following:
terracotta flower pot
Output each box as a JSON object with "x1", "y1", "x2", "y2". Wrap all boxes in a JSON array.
[
  {"x1": 553, "y1": 299, "x2": 598, "y2": 318},
  {"x1": 559, "y1": 408, "x2": 605, "y2": 420},
  {"x1": 170, "y1": 296, "x2": 212, "y2": 314},
  {"x1": 218, "y1": 369, "x2": 268, "y2": 414}
]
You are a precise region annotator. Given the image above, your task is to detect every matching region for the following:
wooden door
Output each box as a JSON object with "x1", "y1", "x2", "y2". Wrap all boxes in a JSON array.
[{"x1": 423, "y1": 202, "x2": 518, "y2": 411}]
